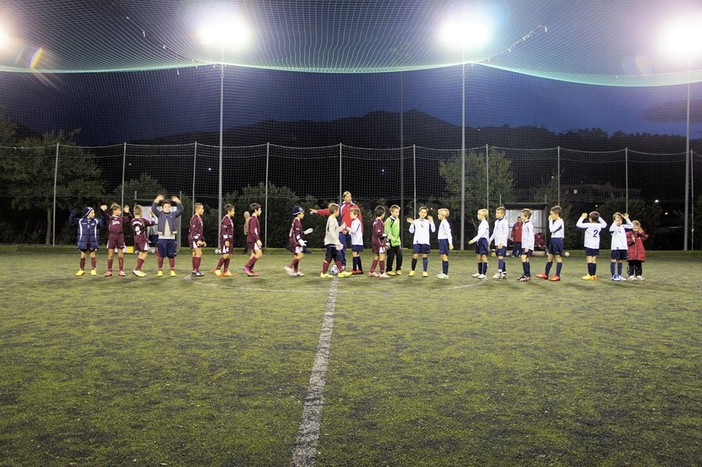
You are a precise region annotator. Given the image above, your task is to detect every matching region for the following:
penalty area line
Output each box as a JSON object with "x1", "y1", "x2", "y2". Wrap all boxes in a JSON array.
[{"x1": 291, "y1": 276, "x2": 338, "y2": 466}]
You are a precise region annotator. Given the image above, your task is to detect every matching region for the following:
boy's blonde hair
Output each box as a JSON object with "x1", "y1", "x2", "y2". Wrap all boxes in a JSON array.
[
  {"x1": 613, "y1": 211, "x2": 623, "y2": 220},
  {"x1": 632, "y1": 220, "x2": 641, "y2": 228},
  {"x1": 110, "y1": 203, "x2": 121, "y2": 213},
  {"x1": 194, "y1": 202, "x2": 203, "y2": 210},
  {"x1": 521, "y1": 208, "x2": 532, "y2": 219},
  {"x1": 550, "y1": 205, "x2": 562, "y2": 216},
  {"x1": 328, "y1": 203, "x2": 340, "y2": 214},
  {"x1": 133, "y1": 204, "x2": 143, "y2": 215},
  {"x1": 478, "y1": 208, "x2": 488, "y2": 218},
  {"x1": 390, "y1": 204, "x2": 400, "y2": 212},
  {"x1": 350, "y1": 207, "x2": 360, "y2": 216},
  {"x1": 496, "y1": 206, "x2": 506, "y2": 214},
  {"x1": 418, "y1": 206, "x2": 428, "y2": 213},
  {"x1": 438, "y1": 208, "x2": 449, "y2": 217}
]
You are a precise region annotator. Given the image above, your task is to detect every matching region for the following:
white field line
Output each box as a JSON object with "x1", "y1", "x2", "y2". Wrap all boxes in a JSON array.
[{"x1": 291, "y1": 277, "x2": 338, "y2": 466}]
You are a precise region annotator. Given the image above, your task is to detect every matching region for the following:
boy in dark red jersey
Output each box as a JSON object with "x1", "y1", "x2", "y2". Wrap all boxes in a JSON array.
[
  {"x1": 69, "y1": 206, "x2": 103, "y2": 276},
  {"x1": 285, "y1": 206, "x2": 313, "y2": 277},
  {"x1": 130, "y1": 205, "x2": 156, "y2": 277},
  {"x1": 242, "y1": 203, "x2": 263, "y2": 277},
  {"x1": 100, "y1": 203, "x2": 132, "y2": 277},
  {"x1": 369, "y1": 205, "x2": 389, "y2": 278},
  {"x1": 213, "y1": 204, "x2": 235, "y2": 277},
  {"x1": 188, "y1": 203, "x2": 206, "y2": 277}
]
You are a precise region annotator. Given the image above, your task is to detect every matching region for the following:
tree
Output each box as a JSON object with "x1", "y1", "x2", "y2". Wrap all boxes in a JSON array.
[
  {"x1": 439, "y1": 148, "x2": 515, "y2": 241},
  {"x1": 113, "y1": 173, "x2": 165, "y2": 206},
  {"x1": 0, "y1": 130, "x2": 104, "y2": 244}
]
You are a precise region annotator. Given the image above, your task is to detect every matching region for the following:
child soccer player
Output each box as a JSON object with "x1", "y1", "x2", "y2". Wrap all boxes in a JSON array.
[
  {"x1": 407, "y1": 206, "x2": 435, "y2": 277},
  {"x1": 130, "y1": 205, "x2": 156, "y2": 277},
  {"x1": 385, "y1": 204, "x2": 403, "y2": 275},
  {"x1": 189, "y1": 203, "x2": 206, "y2": 277},
  {"x1": 436, "y1": 208, "x2": 453, "y2": 279},
  {"x1": 243, "y1": 203, "x2": 263, "y2": 277},
  {"x1": 213, "y1": 204, "x2": 235, "y2": 277},
  {"x1": 576, "y1": 211, "x2": 607, "y2": 280},
  {"x1": 489, "y1": 207, "x2": 509, "y2": 279},
  {"x1": 510, "y1": 216, "x2": 523, "y2": 257},
  {"x1": 626, "y1": 220, "x2": 649, "y2": 280},
  {"x1": 152, "y1": 195, "x2": 183, "y2": 277},
  {"x1": 537, "y1": 205, "x2": 565, "y2": 282},
  {"x1": 349, "y1": 207, "x2": 364, "y2": 274},
  {"x1": 369, "y1": 205, "x2": 389, "y2": 278},
  {"x1": 286, "y1": 206, "x2": 313, "y2": 277},
  {"x1": 70, "y1": 206, "x2": 103, "y2": 276},
  {"x1": 518, "y1": 208, "x2": 535, "y2": 282},
  {"x1": 468, "y1": 208, "x2": 490, "y2": 279},
  {"x1": 609, "y1": 212, "x2": 633, "y2": 281},
  {"x1": 100, "y1": 203, "x2": 132, "y2": 277},
  {"x1": 320, "y1": 203, "x2": 352, "y2": 278}
]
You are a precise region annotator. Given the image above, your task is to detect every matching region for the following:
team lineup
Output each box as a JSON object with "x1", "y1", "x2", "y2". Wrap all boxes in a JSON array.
[{"x1": 70, "y1": 191, "x2": 649, "y2": 282}]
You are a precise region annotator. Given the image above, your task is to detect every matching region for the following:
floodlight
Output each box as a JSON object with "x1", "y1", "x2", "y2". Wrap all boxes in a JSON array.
[
  {"x1": 659, "y1": 15, "x2": 702, "y2": 59},
  {"x1": 0, "y1": 23, "x2": 9, "y2": 47},
  {"x1": 199, "y1": 16, "x2": 251, "y2": 49}
]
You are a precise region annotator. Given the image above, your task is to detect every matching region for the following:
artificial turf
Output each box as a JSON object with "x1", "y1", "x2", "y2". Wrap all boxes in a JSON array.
[{"x1": 0, "y1": 248, "x2": 700, "y2": 465}]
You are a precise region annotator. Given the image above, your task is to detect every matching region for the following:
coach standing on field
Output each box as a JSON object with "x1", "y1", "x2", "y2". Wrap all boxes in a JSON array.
[{"x1": 311, "y1": 191, "x2": 360, "y2": 269}]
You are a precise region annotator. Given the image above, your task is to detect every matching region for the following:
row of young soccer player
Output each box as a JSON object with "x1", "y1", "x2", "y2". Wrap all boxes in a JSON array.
[{"x1": 70, "y1": 195, "x2": 648, "y2": 282}]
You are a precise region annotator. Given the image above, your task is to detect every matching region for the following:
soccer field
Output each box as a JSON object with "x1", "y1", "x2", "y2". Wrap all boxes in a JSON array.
[{"x1": 0, "y1": 248, "x2": 701, "y2": 465}]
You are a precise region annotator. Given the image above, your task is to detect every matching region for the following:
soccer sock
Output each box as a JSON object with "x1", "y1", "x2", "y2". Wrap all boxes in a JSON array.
[
  {"x1": 556, "y1": 262, "x2": 562, "y2": 276},
  {"x1": 292, "y1": 258, "x2": 300, "y2": 272},
  {"x1": 498, "y1": 259, "x2": 505, "y2": 272},
  {"x1": 215, "y1": 257, "x2": 225, "y2": 271},
  {"x1": 136, "y1": 257, "x2": 144, "y2": 271},
  {"x1": 169, "y1": 257, "x2": 175, "y2": 270},
  {"x1": 79, "y1": 257, "x2": 86, "y2": 270},
  {"x1": 482, "y1": 262, "x2": 488, "y2": 274},
  {"x1": 617, "y1": 262, "x2": 623, "y2": 276},
  {"x1": 357, "y1": 257, "x2": 363, "y2": 271},
  {"x1": 522, "y1": 261, "x2": 528, "y2": 275},
  {"x1": 610, "y1": 262, "x2": 616, "y2": 276},
  {"x1": 442, "y1": 260, "x2": 449, "y2": 274},
  {"x1": 370, "y1": 259, "x2": 378, "y2": 273},
  {"x1": 107, "y1": 258, "x2": 113, "y2": 271},
  {"x1": 422, "y1": 257, "x2": 428, "y2": 271},
  {"x1": 224, "y1": 258, "x2": 230, "y2": 272},
  {"x1": 322, "y1": 260, "x2": 330, "y2": 273},
  {"x1": 545, "y1": 261, "x2": 552, "y2": 275},
  {"x1": 592, "y1": 263, "x2": 597, "y2": 276},
  {"x1": 191, "y1": 256, "x2": 197, "y2": 271},
  {"x1": 477, "y1": 263, "x2": 481, "y2": 274},
  {"x1": 90, "y1": 257, "x2": 97, "y2": 269},
  {"x1": 118, "y1": 257, "x2": 124, "y2": 272},
  {"x1": 158, "y1": 256, "x2": 164, "y2": 270},
  {"x1": 335, "y1": 260, "x2": 344, "y2": 272},
  {"x1": 526, "y1": 262, "x2": 531, "y2": 276},
  {"x1": 411, "y1": 258, "x2": 417, "y2": 271},
  {"x1": 379, "y1": 260, "x2": 385, "y2": 274},
  {"x1": 352, "y1": 256, "x2": 358, "y2": 271}
]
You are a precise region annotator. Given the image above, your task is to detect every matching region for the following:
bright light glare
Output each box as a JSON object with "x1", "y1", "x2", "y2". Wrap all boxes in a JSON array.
[
  {"x1": 199, "y1": 16, "x2": 250, "y2": 48},
  {"x1": 660, "y1": 15, "x2": 702, "y2": 59},
  {"x1": 439, "y1": 18, "x2": 492, "y2": 50},
  {"x1": 0, "y1": 23, "x2": 9, "y2": 47}
]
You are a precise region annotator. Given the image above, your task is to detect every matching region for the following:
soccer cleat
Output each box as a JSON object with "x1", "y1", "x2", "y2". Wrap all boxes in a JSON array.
[
  {"x1": 90, "y1": 269, "x2": 97, "y2": 276},
  {"x1": 242, "y1": 266, "x2": 255, "y2": 277},
  {"x1": 536, "y1": 273, "x2": 549, "y2": 280},
  {"x1": 501, "y1": 272, "x2": 507, "y2": 279},
  {"x1": 386, "y1": 271, "x2": 396, "y2": 276},
  {"x1": 436, "y1": 273, "x2": 448, "y2": 279},
  {"x1": 378, "y1": 272, "x2": 390, "y2": 278},
  {"x1": 619, "y1": 275, "x2": 626, "y2": 281},
  {"x1": 422, "y1": 271, "x2": 429, "y2": 277},
  {"x1": 320, "y1": 273, "x2": 333, "y2": 278},
  {"x1": 132, "y1": 270, "x2": 146, "y2": 277},
  {"x1": 612, "y1": 275, "x2": 622, "y2": 281},
  {"x1": 192, "y1": 271, "x2": 204, "y2": 277},
  {"x1": 518, "y1": 275, "x2": 531, "y2": 282},
  {"x1": 284, "y1": 266, "x2": 295, "y2": 276},
  {"x1": 295, "y1": 271, "x2": 305, "y2": 277},
  {"x1": 408, "y1": 270, "x2": 415, "y2": 277},
  {"x1": 222, "y1": 271, "x2": 234, "y2": 277},
  {"x1": 368, "y1": 271, "x2": 379, "y2": 277},
  {"x1": 627, "y1": 275, "x2": 636, "y2": 281},
  {"x1": 213, "y1": 269, "x2": 222, "y2": 277},
  {"x1": 118, "y1": 270, "x2": 126, "y2": 277},
  {"x1": 75, "y1": 269, "x2": 85, "y2": 276},
  {"x1": 548, "y1": 275, "x2": 561, "y2": 282},
  {"x1": 636, "y1": 275, "x2": 644, "y2": 281},
  {"x1": 471, "y1": 272, "x2": 481, "y2": 278},
  {"x1": 477, "y1": 274, "x2": 486, "y2": 279},
  {"x1": 170, "y1": 270, "x2": 176, "y2": 277},
  {"x1": 157, "y1": 269, "x2": 163, "y2": 277},
  {"x1": 338, "y1": 271, "x2": 353, "y2": 278},
  {"x1": 582, "y1": 274, "x2": 592, "y2": 280},
  {"x1": 492, "y1": 271, "x2": 502, "y2": 279},
  {"x1": 351, "y1": 270, "x2": 363, "y2": 275},
  {"x1": 395, "y1": 270, "x2": 402, "y2": 275},
  {"x1": 103, "y1": 271, "x2": 113, "y2": 277},
  {"x1": 591, "y1": 275, "x2": 598, "y2": 280}
]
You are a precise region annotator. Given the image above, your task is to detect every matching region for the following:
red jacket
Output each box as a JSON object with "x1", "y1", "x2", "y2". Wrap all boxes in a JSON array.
[{"x1": 626, "y1": 229, "x2": 648, "y2": 261}]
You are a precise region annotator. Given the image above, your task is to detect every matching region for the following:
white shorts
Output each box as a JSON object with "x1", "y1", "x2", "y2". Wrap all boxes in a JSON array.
[{"x1": 293, "y1": 246, "x2": 304, "y2": 254}]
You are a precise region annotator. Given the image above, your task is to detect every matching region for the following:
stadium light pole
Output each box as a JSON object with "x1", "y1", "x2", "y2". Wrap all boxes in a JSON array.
[
  {"x1": 199, "y1": 15, "x2": 250, "y2": 242},
  {"x1": 660, "y1": 16, "x2": 702, "y2": 251},
  {"x1": 440, "y1": 19, "x2": 491, "y2": 250}
]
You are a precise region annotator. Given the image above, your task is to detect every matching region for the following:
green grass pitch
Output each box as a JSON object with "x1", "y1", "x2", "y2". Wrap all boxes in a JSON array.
[{"x1": 0, "y1": 248, "x2": 701, "y2": 465}]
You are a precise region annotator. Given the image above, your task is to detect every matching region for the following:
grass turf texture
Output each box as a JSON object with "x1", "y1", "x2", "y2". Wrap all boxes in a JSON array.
[{"x1": 0, "y1": 249, "x2": 700, "y2": 465}]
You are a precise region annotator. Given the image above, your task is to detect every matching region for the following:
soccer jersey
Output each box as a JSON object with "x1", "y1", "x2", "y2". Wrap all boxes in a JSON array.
[
  {"x1": 438, "y1": 219, "x2": 452, "y2": 242},
  {"x1": 469, "y1": 219, "x2": 490, "y2": 244},
  {"x1": 372, "y1": 218, "x2": 386, "y2": 250},
  {"x1": 349, "y1": 218, "x2": 363, "y2": 246},
  {"x1": 248, "y1": 215, "x2": 260, "y2": 244},
  {"x1": 521, "y1": 220, "x2": 535, "y2": 251},
  {"x1": 102, "y1": 210, "x2": 132, "y2": 248},
  {"x1": 384, "y1": 216, "x2": 401, "y2": 247},
  {"x1": 409, "y1": 218, "x2": 435, "y2": 245},
  {"x1": 131, "y1": 217, "x2": 156, "y2": 248},
  {"x1": 289, "y1": 217, "x2": 304, "y2": 250},
  {"x1": 188, "y1": 214, "x2": 204, "y2": 245},
  {"x1": 610, "y1": 218, "x2": 633, "y2": 250},
  {"x1": 576, "y1": 217, "x2": 607, "y2": 249},
  {"x1": 549, "y1": 218, "x2": 565, "y2": 239},
  {"x1": 220, "y1": 215, "x2": 234, "y2": 250},
  {"x1": 489, "y1": 217, "x2": 509, "y2": 247}
]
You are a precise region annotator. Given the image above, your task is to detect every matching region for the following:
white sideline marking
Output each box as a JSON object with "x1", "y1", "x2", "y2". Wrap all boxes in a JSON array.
[{"x1": 291, "y1": 277, "x2": 338, "y2": 466}]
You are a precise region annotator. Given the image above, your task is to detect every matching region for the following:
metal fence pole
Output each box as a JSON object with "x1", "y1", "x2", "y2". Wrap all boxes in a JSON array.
[
  {"x1": 691, "y1": 150, "x2": 695, "y2": 249},
  {"x1": 625, "y1": 147, "x2": 629, "y2": 213},
  {"x1": 121, "y1": 142, "x2": 126, "y2": 208},
  {"x1": 557, "y1": 146, "x2": 561, "y2": 206},
  {"x1": 413, "y1": 144, "x2": 417, "y2": 218},
  {"x1": 485, "y1": 144, "x2": 490, "y2": 213},
  {"x1": 339, "y1": 143, "x2": 343, "y2": 201},
  {"x1": 264, "y1": 142, "x2": 270, "y2": 249},
  {"x1": 52, "y1": 143, "x2": 59, "y2": 246},
  {"x1": 192, "y1": 142, "x2": 198, "y2": 214}
]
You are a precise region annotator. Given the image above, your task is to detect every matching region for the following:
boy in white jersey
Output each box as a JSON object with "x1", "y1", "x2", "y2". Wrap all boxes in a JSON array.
[
  {"x1": 537, "y1": 205, "x2": 565, "y2": 282},
  {"x1": 576, "y1": 210, "x2": 608, "y2": 280},
  {"x1": 518, "y1": 208, "x2": 535, "y2": 282},
  {"x1": 489, "y1": 206, "x2": 509, "y2": 279},
  {"x1": 609, "y1": 212, "x2": 633, "y2": 281},
  {"x1": 436, "y1": 208, "x2": 453, "y2": 279},
  {"x1": 348, "y1": 207, "x2": 364, "y2": 274},
  {"x1": 468, "y1": 208, "x2": 490, "y2": 279},
  {"x1": 406, "y1": 206, "x2": 435, "y2": 277}
]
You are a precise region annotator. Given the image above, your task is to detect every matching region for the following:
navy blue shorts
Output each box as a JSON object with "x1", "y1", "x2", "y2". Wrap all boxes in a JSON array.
[
  {"x1": 351, "y1": 244, "x2": 364, "y2": 253},
  {"x1": 475, "y1": 238, "x2": 489, "y2": 255},
  {"x1": 549, "y1": 238, "x2": 564, "y2": 255},
  {"x1": 413, "y1": 243, "x2": 430, "y2": 254},
  {"x1": 157, "y1": 239, "x2": 177, "y2": 258},
  {"x1": 438, "y1": 239, "x2": 450, "y2": 255},
  {"x1": 521, "y1": 249, "x2": 533, "y2": 257},
  {"x1": 325, "y1": 244, "x2": 341, "y2": 261},
  {"x1": 495, "y1": 246, "x2": 507, "y2": 257},
  {"x1": 584, "y1": 247, "x2": 600, "y2": 257},
  {"x1": 611, "y1": 249, "x2": 628, "y2": 261}
]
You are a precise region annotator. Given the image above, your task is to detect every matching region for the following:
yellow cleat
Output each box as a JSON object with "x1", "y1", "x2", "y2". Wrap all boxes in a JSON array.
[
  {"x1": 386, "y1": 271, "x2": 396, "y2": 276},
  {"x1": 170, "y1": 270, "x2": 177, "y2": 277},
  {"x1": 132, "y1": 270, "x2": 146, "y2": 277},
  {"x1": 582, "y1": 274, "x2": 592, "y2": 280},
  {"x1": 213, "y1": 269, "x2": 222, "y2": 277},
  {"x1": 408, "y1": 270, "x2": 415, "y2": 277},
  {"x1": 75, "y1": 269, "x2": 85, "y2": 276},
  {"x1": 395, "y1": 270, "x2": 402, "y2": 275},
  {"x1": 90, "y1": 269, "x2": 97, "y2": 276},
  {"x1": 320, "y1": 273, "x2": 333, "y2": 279},
  {"x1": 222, "y1": 271, "x2": 234, "y2": 277},
  {"x1": 157, "y1": 270, "x2": 163, "y2": 277},
  {"x1": 422, "y1": 271, "x2": 429, "y2": 277},
  {"x1": 338, "y1": 271, "x2": 353, "y2": 278}
]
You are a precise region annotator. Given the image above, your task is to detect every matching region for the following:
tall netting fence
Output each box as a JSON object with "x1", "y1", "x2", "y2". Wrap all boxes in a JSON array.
[{"x1": 0, "y1": 143, "x2": 698, "y2": 250}]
